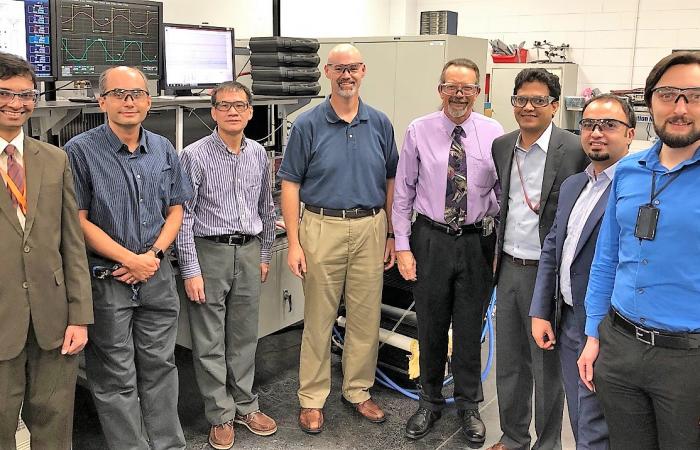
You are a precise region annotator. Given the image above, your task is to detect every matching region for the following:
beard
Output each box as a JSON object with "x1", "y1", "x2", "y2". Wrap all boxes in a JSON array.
[
  {"x1": 653, "y1": 115, "x2": 700, "y2": 148},
  {"x1": 335, "y1": 79, "x2": 358, "y2": 98},
  {"x1": 587, "y1": 151, "x2": 611, "y2": 161},
  {"x1": 446, "y1": 101, "x2": 470, "y2": 119}
]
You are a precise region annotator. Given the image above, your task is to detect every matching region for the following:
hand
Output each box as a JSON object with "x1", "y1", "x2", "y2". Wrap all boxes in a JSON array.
[
  {"x1": 61, "y1": 325, "x2": 88, "y2": 355},
  {"x1": 121, "y1": 253, "x2": 160, "y2": 282},
  {"x1": 396, "y1": 250, "x2": 417, "y2": 281},
  {"x1": 184, "y1": 275, "x2": 206, "y2": 304},
  {"x1": 384, "y1": 237, "x2": 396, "y2": 270},
  {"x1": 531, "y1": 317, "x2": 556, "y2": 350},
  {"x1": 261, "y1": 263, "x2": 270, "y2": 283},
  {"x1": 578, "y1": 336, "x2": 600, "y2": 392},
  {"x1": 287, "y1": 242, "x2": 307, "y2": 280}
]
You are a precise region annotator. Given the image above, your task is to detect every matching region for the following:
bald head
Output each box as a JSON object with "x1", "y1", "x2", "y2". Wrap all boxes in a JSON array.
[
  {"x1": 327, "y1": 44, "x2": 362, "y2": 65},
  {"x1": 99, "y1": 66, "x2": 149, "y2": 95}
]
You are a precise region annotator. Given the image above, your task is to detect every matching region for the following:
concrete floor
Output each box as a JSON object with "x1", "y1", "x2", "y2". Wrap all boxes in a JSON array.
[{"x1": 72, "y1": 325, "x2": 575, "y2": 450}]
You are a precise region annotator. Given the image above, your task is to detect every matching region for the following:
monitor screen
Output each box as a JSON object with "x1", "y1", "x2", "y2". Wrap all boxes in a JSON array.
[
  {"x1": 0, "y1": 0, "x2": 55, "y2": 79},
  {"x1": 54, "y1": 0, "x2": 162, "y2": 79},
  {"x1": 163, "y1": 24, "x2": 234, "y2": 90}
]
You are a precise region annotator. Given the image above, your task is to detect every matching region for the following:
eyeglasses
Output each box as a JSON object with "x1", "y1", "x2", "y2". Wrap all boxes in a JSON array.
[
  {"x1": 652, "y1": 86, "x2": 700, "y2": 104},
  {"x1": 326, "y1": 63, "x2": 364, "y2": 74},
  {"x1": 511, "y1": 95, "x2": 557, "y2": 108},
  {"x1": 213, "y1": 101, "x2": 250, "y2": 113},
  {"x1": 579, "y1": 118, "x2": 631, "y2": 132},
  {"x1": 101, "y1": 88, "x2": 150, "y2": 100},
  {"x1": 0, "y1": 88, "x2": 39, "y2": 104},
  {"x1": 440, "y1": 83, "x2": 480, "y2": 97}
]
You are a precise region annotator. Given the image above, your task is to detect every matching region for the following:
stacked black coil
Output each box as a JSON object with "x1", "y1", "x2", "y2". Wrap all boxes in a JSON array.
[{"x1": 249, "y1": 37, "x2": 322, "y2": 96}]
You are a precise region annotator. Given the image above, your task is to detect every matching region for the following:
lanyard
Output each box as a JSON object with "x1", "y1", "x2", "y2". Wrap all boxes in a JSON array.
[
  {"x1": 649, "y1": 170, "x2": 682, "y2": 204},
  {"x1": 0, "y1": 167, "x2": 27, "y2": 215},
  {"x1": 514, "y1": 149, "x2": 540, "y2": 214}
]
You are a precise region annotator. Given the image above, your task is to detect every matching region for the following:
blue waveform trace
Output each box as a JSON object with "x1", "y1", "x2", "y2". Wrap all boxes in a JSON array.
[{"x1": 61, "y1": 37, "x2": 157, "y2": 63}]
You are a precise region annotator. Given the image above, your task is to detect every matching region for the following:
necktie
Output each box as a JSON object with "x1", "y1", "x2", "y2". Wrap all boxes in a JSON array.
[
  {"x1": 4, "y1": 144, "x2": 26, "y2": 214},
  {"x1": 444, "y1": 126, "x2": 467, "y2": 229}
]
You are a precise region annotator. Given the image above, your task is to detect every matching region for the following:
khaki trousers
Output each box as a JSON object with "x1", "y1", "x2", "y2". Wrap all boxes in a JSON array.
[{"x1": 297, "y1": 209, "x2": 387, "y2": 408}]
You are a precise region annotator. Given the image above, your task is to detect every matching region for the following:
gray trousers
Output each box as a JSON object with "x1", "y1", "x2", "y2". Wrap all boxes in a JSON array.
[
  {"x1": 85, "y1": 257, "x2": 185, "y2": 450},
  {"x1": 188, "y1": 237, "x2": 261, "y2": 425},
  {"x1": 495, "y1": 258, "x2": 565, "y2": 450}
]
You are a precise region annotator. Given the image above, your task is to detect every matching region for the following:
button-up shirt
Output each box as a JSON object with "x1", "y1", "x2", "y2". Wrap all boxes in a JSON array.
[
  {"x1": 560, "y1": 162, "x2": 617, "y2": 306},
  {"x1": 585, "y1": 141, "x2": 700, "y2": 337},
  {"x1": 0, "y1": 130, "x2": 25, "y2": 228},
  {"x1": 176, "y1": 130, "x2": 276, "y2": 278},
  {"x1": 392, "y1": 110, "x2": 504, "y2": 251},
  {"x1": 503, "y1": 122, "x2": 552, "y2": 260},
  {"x1": 66, "y1": 123, "x2": 193, "y2": 254}
]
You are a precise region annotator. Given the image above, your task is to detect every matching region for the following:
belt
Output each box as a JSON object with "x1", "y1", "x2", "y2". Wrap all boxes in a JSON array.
[
  {"x1": 304, "y1": 205, "x2": 381, "y2": 219},
  {"x1": 503, "y1": 252, "x2": 539, "y2": 266},
  {"x1": 202, "y1": 234, "x2": 255, "y2": 246},
  {"x1": 416, "y1": 214, "x2": 483, "y2": 236},
  {"x1": 610, "y1": 309, "x2": 700, "y2": 350}
]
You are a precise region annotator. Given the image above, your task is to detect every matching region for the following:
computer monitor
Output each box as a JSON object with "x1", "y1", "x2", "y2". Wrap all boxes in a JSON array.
[
  {"x1": 53, "y1": 0, "x2": 162, "y2": 80},
  {"x1": 0, "y1": 0, "x2": 55, "y2": 80},
  {"x1": 163, "y1": 23, "x2": 235, "y2": 96}
]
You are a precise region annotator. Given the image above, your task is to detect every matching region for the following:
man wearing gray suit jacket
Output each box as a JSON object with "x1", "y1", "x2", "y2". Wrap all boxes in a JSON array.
[
  {"x1": 489, "y1": 68, "x2": 588, "y2": 450},
  {"x1": 0, "y1": 52, "x2": 93, "y2": 449},
  {"x1": 529, "y1": 94, "x2": 636, "y2": 449}
]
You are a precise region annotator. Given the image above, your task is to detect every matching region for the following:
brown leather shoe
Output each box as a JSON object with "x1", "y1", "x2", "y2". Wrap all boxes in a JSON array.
[
  {"x1": 486, "y1": 443, "x2": 511, "y2": 450},
  {"x1": 208, "y1": 421, "x2": 234, "y2": 450},
  {"x1": 342, "y1": 396, "x2": 386, "y2": 423},
  {"x1": 234, "y1": 410, "x2": 278, "y2": 436},
  {"x1": 299, "y1": 407, "x2": 324, "y2": 434}
]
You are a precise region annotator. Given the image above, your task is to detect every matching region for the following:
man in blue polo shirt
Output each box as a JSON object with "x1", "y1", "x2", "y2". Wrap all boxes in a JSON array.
[
  {"x1": 578, "y1": 52, "x2": 700, "y2": 449},
  {"x1": 65, "y1": 66, "x2": 192, "y2": 450},
  {"x1": 279, "y1": 43, "x2": 398, "y2": 434}
]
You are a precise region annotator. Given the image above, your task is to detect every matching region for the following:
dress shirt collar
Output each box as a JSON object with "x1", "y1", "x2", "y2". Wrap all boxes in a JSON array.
[
  {"x1": 516, "y1": 122, "x2": 553, "y2": 154},
  {"x1": 439, "y1": 110, "x2": 473, "y2": 138},
  {"x1": 585, "y1": 159, "x2": 619, "y2": 184},
  {"x1": 638, "y1": 139, "x2": 700, "y2": 173},
  {"x1": 104, "y1": 123, "x2": 148, "y2": 154},
  {"x1": 322, "y1": 95, "x2": 369, "y2": 124},
  {"x1": 213, "y1": 128, "x2": 248, "y2": 154},
  {"x1": 0, "y1": 129, "x2": 24, "y2": 157}
]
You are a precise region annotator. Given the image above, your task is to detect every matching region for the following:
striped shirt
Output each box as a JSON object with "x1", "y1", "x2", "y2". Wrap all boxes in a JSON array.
[
  {"x1": 176, "y1": 130, "x2": 276, "y2": 278},
  {"x1": 66, "y1": 123, "x2": 193, "y2": 253}
]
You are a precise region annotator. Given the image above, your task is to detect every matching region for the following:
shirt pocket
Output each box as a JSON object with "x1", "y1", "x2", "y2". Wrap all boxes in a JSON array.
[
  {"x1": 468, "y1": 154, "x2": 496, "y2": 189},
  {"x1": 159, "y1": 165, "x2": 172, "y2": 199}
]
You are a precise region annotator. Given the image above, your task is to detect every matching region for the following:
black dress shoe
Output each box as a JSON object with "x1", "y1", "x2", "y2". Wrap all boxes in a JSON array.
[
  {"x1": 405, "y1": 407, "x2": 441, "y2": 440},
  {"x1": 459, "y1": 409, "x2": 486, "y2": 448}
]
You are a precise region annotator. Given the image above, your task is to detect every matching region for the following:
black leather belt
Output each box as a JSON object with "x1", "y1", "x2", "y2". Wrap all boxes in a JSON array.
[
  {"x1": 610, "y1": 309, "x2": 700, "y2": 350},
  {"x1": 202, "y1": 234, "x2": 254, "y2": 246},
  {"x1": 304, "y1": 205, "x2": 381, "y2": 219},
  {"x1": 503, "y1": 252, "x2": 539, "y2": 267},
  {"x1": 417, "y1": 214, "x2": 483, "y2": 236}
]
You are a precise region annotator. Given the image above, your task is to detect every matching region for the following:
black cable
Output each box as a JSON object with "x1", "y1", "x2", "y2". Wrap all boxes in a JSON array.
[
  {"x1": 236, "y1": 57, "x2": 251, "y2": 78},
  {"x1": 39, "y1": 81, "x2": 74, "y2": 97}
]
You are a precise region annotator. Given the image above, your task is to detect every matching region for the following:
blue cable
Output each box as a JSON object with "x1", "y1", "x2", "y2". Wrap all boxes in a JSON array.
[{"x1": 334, "y1": 289, "x2": 498, "y2": 403}]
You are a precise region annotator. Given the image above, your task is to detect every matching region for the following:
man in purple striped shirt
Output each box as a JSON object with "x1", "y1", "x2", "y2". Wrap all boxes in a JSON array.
[
  {"x1": 175, "y1": 81, "x2": 277, "y2": 450},
  {"x1": 393, "y1": 58, "x2": 504, "y2": 446}
]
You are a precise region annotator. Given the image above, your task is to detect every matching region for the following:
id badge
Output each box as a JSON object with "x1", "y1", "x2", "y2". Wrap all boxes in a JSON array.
[{"x1": 634, "y1": 204, "x2": 660, "y2": 240}]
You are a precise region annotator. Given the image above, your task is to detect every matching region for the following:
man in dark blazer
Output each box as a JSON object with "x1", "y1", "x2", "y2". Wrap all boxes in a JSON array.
[
  {"x1": 0, "y1": 52, "x2": 93, "y2": 449},
  {"x1": 488, "y1": 68, "x2": 588, "y2": 450},
  {"x1": 530, "y1": 94, "x2": 635, "y2": 449}
]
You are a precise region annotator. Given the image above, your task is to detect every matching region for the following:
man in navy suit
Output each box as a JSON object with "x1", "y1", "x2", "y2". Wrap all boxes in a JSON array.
[{"x1": 529, "y1": 94, "x2": 636, "y2": 449}]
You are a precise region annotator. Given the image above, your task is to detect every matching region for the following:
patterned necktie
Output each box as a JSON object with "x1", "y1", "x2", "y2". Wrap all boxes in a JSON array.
[
  {"x1": 4, "y1": 144, "x2": 26, "y2": 213},
  {"x1": 444, "y1": 126, "x2": 467, "y2": 229}
]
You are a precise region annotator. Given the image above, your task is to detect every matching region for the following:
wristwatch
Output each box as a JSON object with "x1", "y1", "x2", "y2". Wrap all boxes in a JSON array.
[
  {"x1": 386, "y1": 232, "x2": 395, "y2": 239},
  {"x1": 149, "y1": 245, "x2": 165, "y2": 260}
]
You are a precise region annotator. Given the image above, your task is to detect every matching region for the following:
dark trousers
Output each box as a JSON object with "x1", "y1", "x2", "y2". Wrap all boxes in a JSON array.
[
  {"x1": 559, "y1": 304, "x2": 609, "y2": 450},
  {"x1": 595, "y1": 315, "x2": 700, "y2": 450},
  {"x1": 85, "y1": 258, "x2": 185, "y2": 450},
  {"x1": 411, "y1": 217, "x2": 495, "y2": 412},
  {"x1": 496, "y1": 257, "x2": 565, "y2": 450},
  {"x1": 0, "y1": 326, "x2": 78, "y2": 450}
]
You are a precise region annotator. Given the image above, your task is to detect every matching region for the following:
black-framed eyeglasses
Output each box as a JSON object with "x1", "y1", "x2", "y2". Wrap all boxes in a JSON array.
[
  {"x1": 101, "y1": 88, "x2": 150, "y2": 100},
  {"x1": 213, "y1": 101, "x2": 250, "y2": 113},
  {"x1": 0, "y1": 88, "x2": 39, "y2": 104},
  {"x1": 326, "y1": 63, "x2": 364, "y2": 74},
  {"x1": 440, "y1": 83, "x2": 480, "y2": 97},
  {"x1": 579, "y1": 118, "x2": 631, "y2": 132},
  {"x1": 511, "y1": 95, "x2": 557, "y2": 108},
  {"x1": 652, "y1": 86, "x2": 700, "y2": 104}
]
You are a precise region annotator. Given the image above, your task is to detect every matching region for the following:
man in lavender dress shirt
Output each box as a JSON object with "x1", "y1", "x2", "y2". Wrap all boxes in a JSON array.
[{"x1": 393, "y1": 58, "x2": 504, "y2": 446}]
